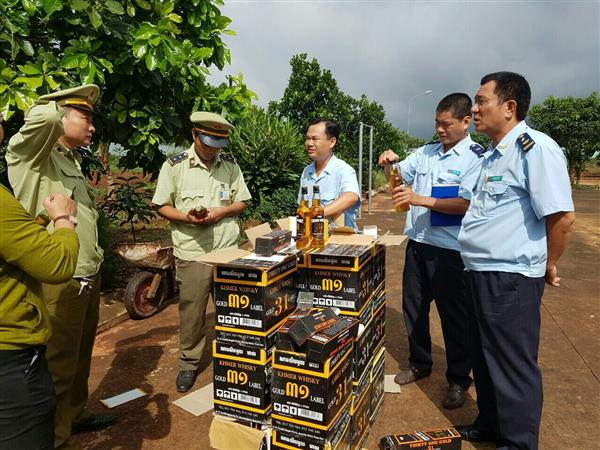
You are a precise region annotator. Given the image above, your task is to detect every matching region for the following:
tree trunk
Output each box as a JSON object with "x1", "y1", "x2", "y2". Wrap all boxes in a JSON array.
[{"x1": 98, "y1": 141, "x2": 116, "y2": 195}]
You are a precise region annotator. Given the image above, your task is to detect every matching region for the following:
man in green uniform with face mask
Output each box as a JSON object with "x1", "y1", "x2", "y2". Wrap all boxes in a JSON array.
[
  {"x1": 152, "y1": 111, "x2": 252, "y2": 393},
  {"x1": 6, "y1": 85, "x2": 117, "y2": 448}
]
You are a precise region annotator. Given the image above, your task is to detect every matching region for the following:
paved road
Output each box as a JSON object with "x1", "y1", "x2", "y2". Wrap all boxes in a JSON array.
[{"x1": 72, "y1": 189, "x2": 600, "y2": 450}]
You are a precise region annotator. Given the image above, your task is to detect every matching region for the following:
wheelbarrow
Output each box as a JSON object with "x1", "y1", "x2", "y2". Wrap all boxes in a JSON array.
[{"x1": 113, "y1": 242, "x2": 177, "y2": 320}]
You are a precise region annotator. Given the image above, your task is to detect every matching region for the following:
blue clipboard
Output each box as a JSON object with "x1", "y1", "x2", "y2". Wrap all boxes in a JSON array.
[{"x1": 430, "y1": 184, "x2": 464, "y2": 226}]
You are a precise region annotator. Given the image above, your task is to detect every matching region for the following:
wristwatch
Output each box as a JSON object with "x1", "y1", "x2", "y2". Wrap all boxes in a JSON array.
[{"x1": 53, "y1": 215, "x2": 78, "y2": 227}]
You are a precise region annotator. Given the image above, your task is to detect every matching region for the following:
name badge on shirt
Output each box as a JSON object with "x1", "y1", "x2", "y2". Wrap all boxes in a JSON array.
[
  {"x1": 448, "y1": 169, "x2": 461, "y2": 176},
  {"x1": 487, "y1": 175, "x2": 503, "y2": 182},
  {"x1": 219, "y1": 184, "x2": 230, "y2": 201}
]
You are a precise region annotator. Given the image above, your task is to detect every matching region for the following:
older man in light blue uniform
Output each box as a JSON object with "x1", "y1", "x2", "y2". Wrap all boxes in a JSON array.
[
  {"x1": 379, "y1": 93, "x2": 483, "y2": 409},
  {"x1": 298, "y1": 118, "x2": 360, "y2": 230},
  {"x1": 455, "y1": 72, "x2": 575, "y2": 450}
]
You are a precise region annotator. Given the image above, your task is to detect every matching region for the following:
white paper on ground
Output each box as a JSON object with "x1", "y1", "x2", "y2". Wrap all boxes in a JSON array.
[
  {"x1": 100, "y1": 388, "x2": 147, "y2": 408},
  {"x1": 172, "y1": 383, "x2": 214, "y2": 416},
  {"x1": 384, "y1": 374, "x2": 402, "y2": 393}
]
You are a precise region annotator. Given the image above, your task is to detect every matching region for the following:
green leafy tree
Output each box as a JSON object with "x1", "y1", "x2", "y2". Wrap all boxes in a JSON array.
[
  {"x1": 269, "y1": 54, "x2": 424, "y2": 191},
  {"x1": 0, "y1": 0, "x2": 255, "y2": 178},
  {"x1": 227, "y1": 106, "x2": 307, "y2": 224},
  {"x1": 528, "y1": 92, "x2": 600, "y2": 184},
  {"x1": 101, "y1": 175, "x2": 155, "y2": 242}
]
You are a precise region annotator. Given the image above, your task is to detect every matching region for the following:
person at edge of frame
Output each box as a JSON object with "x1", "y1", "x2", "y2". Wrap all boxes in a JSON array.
[
  {"x1": 378, "y1": 93, "x2": 484, "y2": 409},
  {"x1": 6, "y1": 85, "x2": 118, "y2": 449},
  {"x1": 298, "y1": 118, "x2": 361, "y2": 230},
  {"x1": 453, "y1": 71, "x2": 575, "y2": 450},
  {"x1": 151, "y1": 111, "x2": 252, "y2": 393}
]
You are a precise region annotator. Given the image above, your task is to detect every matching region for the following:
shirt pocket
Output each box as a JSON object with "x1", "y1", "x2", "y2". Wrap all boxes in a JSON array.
[
  {"x1": 180, "y1": 189, "x2": 208, "y2": 211},
  {"x1": 481, "y1": 181, "x2": 512, "y2": 215},
  {"x1": 413, "y1": 165, "x2": 430, "y2": 191},
  {"x1": 437, "y1": 171, "x2": 461, "y2": 185},
  {"x1": 320, "y1": 190, "x2": 337, "y2": 205}
]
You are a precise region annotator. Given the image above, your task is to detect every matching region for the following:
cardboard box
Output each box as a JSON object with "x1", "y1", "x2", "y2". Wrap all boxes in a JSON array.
[
  {"x1": 351, "y1": 316, "x2": 374, "y2": 384},
  {"x1": 276, "y1": 308, "x2": 322, "y2": 352},
  {"x1": 371, "y1": 290, "x2": 386, "y2": 357},
  {"x1": 213, "y1": 254, "x2": 297, "y2": 334},
  {"x1": 212, "y1": 341, "x2": 272, "y2": 425},
  {"x1": 369, "y1": 346, "x2": 385, "y2": 424},
  {"x1": 305, "y1": 316, "x2": 359, "y2": 363},
  {"x1": 350, "y1": 370, "x2": 371, "y2": 449},
  {"x1": 271, "y1": 340, "x2": 354, "y2": 442},
  {"x1": 378, "y1": 428, "x2": 462, "y2": 450},
  {"x1": 288, "y1": 308, "x2": 339, "y2": 347},
  {"x1": 271, "y1": 405, "x2": 352, "y2": 450},
  {"x1": 215, "y1": 317, "x2": 283, "y2": 352},
  {"x1": 308, "y1": 244, "x2": 374, "y2": 313},
  {"x1": 372, "y1": 243, "x2": 386, "y2": 293},
  {"x1": 255, "y1": 230, "x2": 292, "y2": 256}
]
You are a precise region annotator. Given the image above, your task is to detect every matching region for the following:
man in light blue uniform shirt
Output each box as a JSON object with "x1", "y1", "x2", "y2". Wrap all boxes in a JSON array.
[
  {"x1": 454, "y1": 72, "x2": 575, "y2": 450},
  {"x1": 379, "y1": 93, "x2": 483, "y2": 409},
  {"x1": 298, "y1": 118, "x2": 360, "y2": 230}
]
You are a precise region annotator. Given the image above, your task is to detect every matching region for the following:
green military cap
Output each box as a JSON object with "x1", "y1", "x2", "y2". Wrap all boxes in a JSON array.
[
  {"x1": 38, "y1": 84, "x2": 100, "y2": 112},
  {"x1": 190, "y1": 111, "x2": 234, "y2": 148}
]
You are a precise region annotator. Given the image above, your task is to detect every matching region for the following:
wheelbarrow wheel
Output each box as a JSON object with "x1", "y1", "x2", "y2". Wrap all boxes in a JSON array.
[{"x1": 124, "y1": 271, "x2": 166, "y2": 320}]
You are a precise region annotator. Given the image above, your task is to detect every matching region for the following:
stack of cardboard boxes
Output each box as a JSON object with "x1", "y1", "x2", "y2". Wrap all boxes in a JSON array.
[
  {"x1": 209, "y1": 236, "x2": 387, "y2": 449},
  {"x1": 307, "y1": 242, "x2": 387, "y2": 449},
  {"x1": 271, "y1": 308, "x2": 358, "y2": 449},
  {"x1": 212, "y1": 254, "x2": 298, "y2": 425}
]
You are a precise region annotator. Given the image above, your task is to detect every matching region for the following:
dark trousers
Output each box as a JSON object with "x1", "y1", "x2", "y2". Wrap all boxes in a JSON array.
[
  {"x1": 466, "y1": 271, "x2": 545, "y2": 450},
  {"x1": 0, "y1": 346, "x2": 55, "y2": 449},
  {"x1": 402, "y1": 240, "x2": 472, "y2": 389}
]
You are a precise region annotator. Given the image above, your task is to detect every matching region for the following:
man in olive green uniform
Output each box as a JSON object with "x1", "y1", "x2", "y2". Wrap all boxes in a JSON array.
[
  {"x1": 6, "y1": 85, "x2": 117, "y2": 448},
  {"x1": 152, "y1": 111, "x2": 251, "y2": 392}
]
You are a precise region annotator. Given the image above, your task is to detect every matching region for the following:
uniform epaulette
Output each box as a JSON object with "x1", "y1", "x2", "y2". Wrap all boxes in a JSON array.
[
  {"x1": 517, "y1": 133, "x2": 536, "y2": 153},
  {"x1": 168, "y1": 152, "x2": 188, "y2": 166},
  {"x1": 219, "y1": 152, "x2": 237, "y2": 164},
  {"x1": 469, "y1": 143, "x2": 486, "y2": 157},
  {"x1": 426, "y1": 140, "x2": 440, "y2": 145}
]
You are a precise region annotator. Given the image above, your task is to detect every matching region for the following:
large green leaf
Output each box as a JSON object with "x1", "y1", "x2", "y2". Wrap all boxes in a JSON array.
[
  {"x1": 17, "y1": 63, "x2": 41, "y2": 75},
  {"x1": 62, "y1": 53, "x2": 80, "y2": 69},
  {"x1": 144, "y1": 51, "x2": 158, "y2": 71},
  {"x1": 69, "y1": 0, "x2": 89, "y2": 11},
  {"x1": 87, "y1": 6, "x2": 102, "y2": 28},
  {"x1": 105, "y1": 0, "x2": 125, "y2": 15},
  {"x1": 42, "y1": 0, "x2": 62, "y2": 17},
  {"x1": 14, "y1": 75, "x2": 44, "y2": 89}
]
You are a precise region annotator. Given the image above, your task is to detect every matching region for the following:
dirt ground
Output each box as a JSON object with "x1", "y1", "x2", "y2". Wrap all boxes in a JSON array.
[{"x1": 71, "y1": 189, "x2": 599, "y2": 450}]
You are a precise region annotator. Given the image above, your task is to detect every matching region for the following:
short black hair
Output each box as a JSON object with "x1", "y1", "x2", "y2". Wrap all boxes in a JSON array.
[
  {"x1": 308, "y1": 118, "x2": 340, "y2": 140},
  {"x1": 436, "y1": 93, "x2": 472, "y2": 119},
  {"x1": 480, "y1": 71, "x2": 531, "y2": 120}
]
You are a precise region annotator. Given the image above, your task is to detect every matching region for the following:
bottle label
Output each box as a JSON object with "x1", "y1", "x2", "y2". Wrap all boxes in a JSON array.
[
  {"x1": 296, "y1": 217, "x2": 305, "y2": 238},
  {"x1": 311, "y1": 215, "x2": 325, "y2": 239}
]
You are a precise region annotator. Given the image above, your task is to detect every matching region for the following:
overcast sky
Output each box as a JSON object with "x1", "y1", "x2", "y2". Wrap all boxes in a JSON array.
[{"x1": 210, "y1": 0, "x2": 600, "y2": 139}]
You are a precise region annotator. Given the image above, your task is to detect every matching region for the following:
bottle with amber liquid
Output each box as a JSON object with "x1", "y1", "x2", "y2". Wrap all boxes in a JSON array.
[
  {"x1": 310, "y1": 184, "x2": 325, "y2": 248},
  {"x1": 296, "y1": 186, "x2": 312, "y2": 249},
  {"x1": 389, "y1": 165, "x2": 409, "y2": 212}
]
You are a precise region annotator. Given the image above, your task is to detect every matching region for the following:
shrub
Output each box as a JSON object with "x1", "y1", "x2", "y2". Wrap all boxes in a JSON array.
[
  {"x1": 101, "y1": 175, "x2": 156, "y2": 242},
  {"x1": 228, "y1": 106, "x2": 308, "y2": 203},
  {"x1": 97, "y1": 210, "x2": 121, "y2": 291},
  {"x1": 242, "y1": 186, "x2": 298, "y2": 226}
]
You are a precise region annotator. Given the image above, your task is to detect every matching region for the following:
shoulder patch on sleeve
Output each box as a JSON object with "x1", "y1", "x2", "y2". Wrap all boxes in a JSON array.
[
  {"x1": 517, "y1": 132, "x2": 536, "y2": 153},
  {"x1": 168, "y1": 152, "x2": 188, "y2": 166},
  {"x1": 220, "y1": 152, "x2": 237, "y2": 164},
  {"x1": 469, "y1": 143, "x2": 486, "y2": 157}
]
